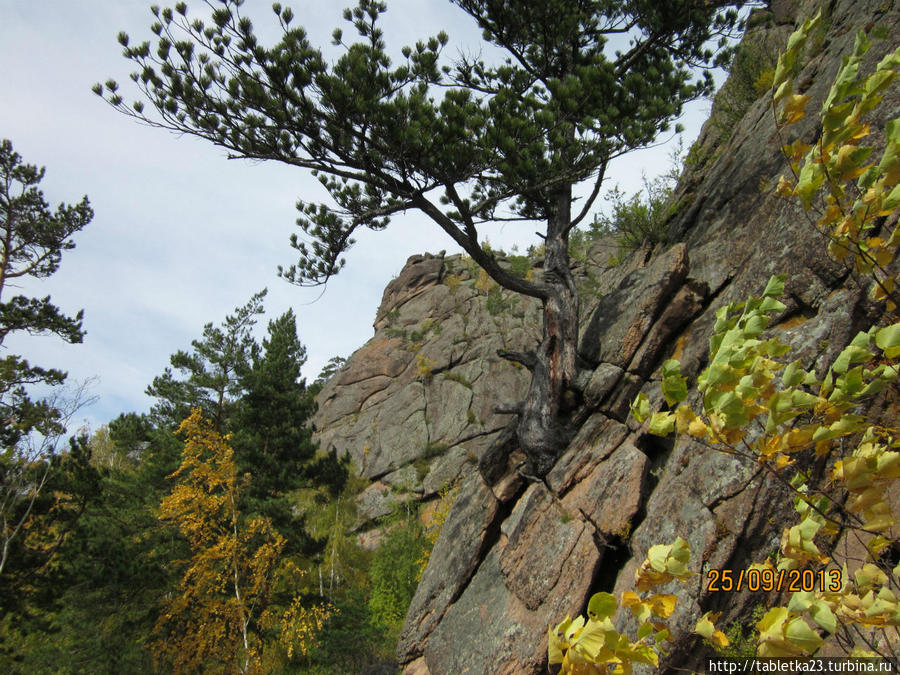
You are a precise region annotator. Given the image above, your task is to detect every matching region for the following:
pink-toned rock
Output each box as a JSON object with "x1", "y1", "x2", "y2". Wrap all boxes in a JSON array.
[
  {"x1": 336, "y1": 337, "x2": 410, "y2": 385},
  {"x1": 579, "y1": 243, "x2": 689, "y2": 368},
  {"x1": 375, "y1": 253, "x2": 445, "y2": 328},
  {"x1": 499, "y1": 484, "x2": 596, "y2": 610},
  {"x1": 397, "y1": 474, "x2": 500, "y2": 663},
  {"x1": 561, "y1": 441, "x2": 648, "y2": 538}
]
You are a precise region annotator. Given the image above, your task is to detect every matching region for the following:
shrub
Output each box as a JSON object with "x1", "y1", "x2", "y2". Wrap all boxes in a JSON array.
[
  {"x1": 417, "y1": 482, "x2": 459, "y2": 579},
  {"x1": 485, "y1": 284, "x2": 509, "y2": 316},
  {"x1": 444, "y1": 273, "x2": 463, "y2": 294},
  {"x1": 368, "y1": 519, "x2": 427, "y2": 632},
  {"x1": 592, "y1": 172, "x2": 676, "y2": 251},
  {"x1": 507, "y1": 254, "x2": 532, "y2": 279},
  {"x1": 416, "y1": 354, "x2": 437, "y2": 380},
  {"x1": 442, "y1": 371, "x2": 473, "y2": 389},
  {"x1": 709, "y1": 37, "x2": 779, "y2": 140}
]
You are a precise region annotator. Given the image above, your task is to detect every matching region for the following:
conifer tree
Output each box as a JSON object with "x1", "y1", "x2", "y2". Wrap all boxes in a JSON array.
[
  {"x1": 100, "y1": 0, "x2": 743, "y2": 472},
  {"x1": 146, "y1": 289, "x2": 266, "y2": 431},
  {"x1": 233, "y1": 309, "x2": 348, "y2": 552},
  {"x1": 0, "y1": 138, "x2": 91, "y2": 450},
  {"x1": 0, "y1": 139, "x2": 95, "y2": 582},
  {"x1": 235, "y1": 309, "x2": 314, "y2": 495}
]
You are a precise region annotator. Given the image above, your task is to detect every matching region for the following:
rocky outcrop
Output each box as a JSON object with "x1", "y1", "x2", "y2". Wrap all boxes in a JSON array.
[
  {"x1": 312, "y1": 0, "x2": 900, "y2": 672},
  {"x1": 314, "y1": 252, "x2": 542, "y2": 509}
]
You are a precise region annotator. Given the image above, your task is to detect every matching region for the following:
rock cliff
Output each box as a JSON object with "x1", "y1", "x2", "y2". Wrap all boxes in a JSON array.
[
  {"x1": 312, "y1": 0, "x2": 900, "y2": 671},
  {"x1": 314, "y1": 251, "x2": 541, "y2": 522}
]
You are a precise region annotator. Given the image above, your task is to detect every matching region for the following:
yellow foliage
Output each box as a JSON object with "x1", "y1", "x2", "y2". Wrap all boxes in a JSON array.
[
  {"x1": 153, "y1": 410, "x2": 323, "y2": 673},
  {"x1": 619, "y1": 20, "x2": 900, "y2": 656},
  {"x1": 417, "y1": 482, "x2": 459, "y2": 579},
  {"x1": 772, "y1": 17, "x2": 900, "y2": 312},
  {"x1": 475, "y1": 268, "x2": 494, "y2": 294},
  {"x1": 276, "y1": 598, "x2": 331, "y2": 659},
  {"x1": 696, "y1": 611, "x2": 730, "y2": 648},
  {"x1": 444, "y1": 273, "x2": 463, "y2": 294},
  {"x1": 416, "y1": 353, "x2": 437, "y2": 380},
  {"x1": 561, "y1": 20, "x2": 900, "y2": 668},
  {"x1": 549, "y1": 541, "x2": 691, "y2": 673}
]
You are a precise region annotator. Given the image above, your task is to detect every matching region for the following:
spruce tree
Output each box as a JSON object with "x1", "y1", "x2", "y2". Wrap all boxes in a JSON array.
[
  {"x1": 100, "y1": 0, "x2": 743, "y2": 473},
  {"x1": 234, "y1": 309, "x2": 348, "y2": 551}
]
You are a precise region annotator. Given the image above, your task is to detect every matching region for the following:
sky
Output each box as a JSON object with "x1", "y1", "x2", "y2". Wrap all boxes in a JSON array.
[{"x1": 0, "y1": 0, "x2": 717, "y2": 434}]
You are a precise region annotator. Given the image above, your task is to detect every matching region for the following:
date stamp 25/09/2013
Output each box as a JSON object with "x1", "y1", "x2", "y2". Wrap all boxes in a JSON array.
[{"x1": 707, "y1": 568, "x2": 842, "y2": 594}]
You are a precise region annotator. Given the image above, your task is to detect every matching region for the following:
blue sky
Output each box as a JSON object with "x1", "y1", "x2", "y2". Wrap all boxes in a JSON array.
[{"x1": 0, "y1": 0, "x2": 716, "y2": 433}]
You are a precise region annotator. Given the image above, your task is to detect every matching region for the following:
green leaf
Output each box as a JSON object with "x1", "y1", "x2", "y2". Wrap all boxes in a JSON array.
[
  {"x1": 762, "y1": 274, "x2": 787, "y2": 298},
  {"x1": 809, "y1": 600, "x2": 837, "y2": 634},
  {"x1": 759, "y1": 297, "x2": 787, "y2": 313},
  {"x1": 704, "y1": 363, "x2": 737, "y2": 388},
  {"x1": 883, "y1": 182, "x2": 900, "y2": 212},
  {"x1": 637, "y1": 621, "x2": 654, "y2": 640},
  {"x1": 630, "y1": 393, "x2": 650, "y2": 423},
  {"x1": 788, "y1": 591, "x2": 814, "y2": 612},
  {"x1": 661, "y1": 359, "x2": 688, "y2": 405},
  {"x1": 831, "y1": 343, "x2": 873, "y2": 374},
  {"x1": 875, "y1": 323, "x2": 900, "y2": 358},
  {"x1": 796, "y1": 161, "x2": 825, "y2": 210},
  {"x1": 790, "y1": 390, "x2": 818, "y2": 410},
  {"x1": 648, "y1": 411, "x2": 675, "y2": 436},
  {"x1": 784, "y1": 616, "x2": 824, "y2": 653},
  {"x1": 587, "y1": 592, "x2": 617, "y2": 621},
  {"x1": 782, "y1": 360, "x2": 804, "y2": 387},
  {"x1": 758, "y1": 606, "x2": 789, "y2": 647},
  {"x1": 744, "y1": 313, "x2": 769, "y2": 337},
  {"x1": 768, "y1": 390, "x2": 797, "y2": 427},
  {"x1": 717, "y1": 391, "x2": 750, "y2": 428}
]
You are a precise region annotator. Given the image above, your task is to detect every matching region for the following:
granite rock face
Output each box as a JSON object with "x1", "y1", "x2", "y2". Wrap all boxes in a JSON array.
[
  {"x1": 310, "y1": 1, "x2": 900, "y2": 672},
  {"x1": 314, "y1": 252, "x2": 542, "y2": 508}
]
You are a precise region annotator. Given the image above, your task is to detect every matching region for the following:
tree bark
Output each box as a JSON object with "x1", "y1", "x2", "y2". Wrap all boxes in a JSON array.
[{"x1": 516, "y1": 189, "x2": 579, "y2": 475}]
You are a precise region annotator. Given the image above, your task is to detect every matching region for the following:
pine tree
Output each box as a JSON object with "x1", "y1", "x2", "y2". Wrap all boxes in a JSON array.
[
  {"x1": 100, "y1": 0, "x2": 743, "y2": 473},
  {"x1": 0, "y1": 138, "x2": 91, "y2": 449},
  {"x1": 0, "y1": 139, "x2": 95, "y2": 584},
  {"x1": 146, "y1": 289, "x2": 266, "y2": 431},
  {"x1": 8, "y1": 446, "x2": 168, "y2": 673}
]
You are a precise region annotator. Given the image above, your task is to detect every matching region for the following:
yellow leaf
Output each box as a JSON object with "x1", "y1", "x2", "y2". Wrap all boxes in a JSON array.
[
  {"x1": 776, "y1": 175, "x2": 795, "y2": 197},
  {"x1": 648, "y1": 594, "x2": 677, "y2": 619},
  {"x1": 779, "y1": 94, "x2": 811, "y2": 125},
  {"x1": 695, "y1": 612, "x2": 729, "y2": 647},
  {"x1": 775, "y1": 454, "x2": 795, "y2": 470}
]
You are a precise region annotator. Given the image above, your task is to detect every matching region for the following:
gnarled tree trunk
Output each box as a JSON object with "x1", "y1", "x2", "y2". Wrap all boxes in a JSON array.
[{"x1": 511, "y1": 189, "x2": 580, "y2": 475}]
